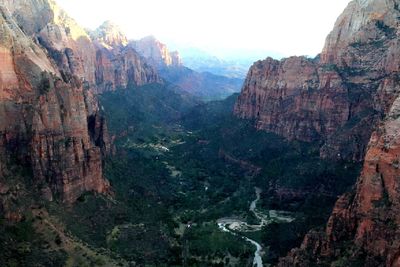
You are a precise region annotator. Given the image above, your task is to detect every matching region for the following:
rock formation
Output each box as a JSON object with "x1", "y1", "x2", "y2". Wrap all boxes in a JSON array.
[
  {"x1": 90, "y1": 20, "x2": 128, "y2": 48},
  {"x1": 258, "y1": 0, "x2": 400, "y2": 265},
  {"x1": 130, "y1": 35, "x2": 183, "y2": 68},
  {"x1": 91, "y1": 27, "x2": 161, "y2": 92},
  {"x1": 170, "y1": 51, "x2": 183, "y2": 66},
  {"x1": 0, "y1": 0, "x2": 160, "y2": 203},
  {"x1": 90, "y1": 21, "x2": 161, "y2": 92},
  {"x1": 234, "y1": 0, "x2": 400, "y2": 161}
]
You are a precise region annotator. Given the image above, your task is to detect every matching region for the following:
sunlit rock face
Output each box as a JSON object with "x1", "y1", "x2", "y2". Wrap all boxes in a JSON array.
[
  {"x1": 234, "y1": 0, "x2": 400, "y2": 162},
  {"x1": 272, "y1": 0, "x2": 400, "y2": 265},
  {"x1": 90, "y1": 20, "x2": 128, "y2": 48},
  {"x1": 93, "y1": 45, "x2": 161, "y2": 93},
  {"x1": 90, "y1": 22, "x2": 162, "y2": 93},
  {"x1": 130, "y1": 35, "x2": 183, "y2": 68},
  {"x1": 0, "y1": 0, "x2": 163, "y2": 203},
  {"x1": 0, "y1": 0, "x2": 112, "y2": 203},
  {"x1": 3, "y1": 0, "x2": 161, "y2": 93},
  {"x1": 321, "y1": 0, "x2": 400, "y2": 68}
]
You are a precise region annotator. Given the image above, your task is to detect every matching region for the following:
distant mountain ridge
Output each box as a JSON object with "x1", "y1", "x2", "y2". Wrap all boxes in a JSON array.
[
  {"x1": 132, "y1": 36, "x2": 244, "y2": 100},
  {"x1": 182, "y1": 55, "x2": 250, "y2": 79},
  {"x1": 166, "y1": 45, "x2": 285, "y2": 79},
  {"x1": 130, "y1": 35, "x2": 182, "y2": 69}
]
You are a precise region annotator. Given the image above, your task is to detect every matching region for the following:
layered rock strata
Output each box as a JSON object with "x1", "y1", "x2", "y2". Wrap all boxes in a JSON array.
[
  {"x1": 270, "y1": 0, "x2": 400, "y2": 265},
  {"x1": 234, "y1": 0, "x2": 400, "y2": 161},
  {"x1": 0, "y1": 0, "x2": 160, "y2": 202}
]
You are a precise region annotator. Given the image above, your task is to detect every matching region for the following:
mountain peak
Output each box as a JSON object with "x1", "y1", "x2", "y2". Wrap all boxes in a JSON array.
[
  {"x1": 170, "y1": 50, "x2": 183, "y2": 66},
  {"x1": 131, "y1": 35, "x2": 182, "y2": 68},
  {"x1": 92, "y1": 20, "x2": 128, "y2": 48},
  {"x1": 321, "y1": 0, "x2": 399, "y2": 64},
  {"x1": 140, "y1": 35, "x2": 158, "y2": 42},
  {"x1": 99, "y1": 20, "x2": 118, "y2": 28}
]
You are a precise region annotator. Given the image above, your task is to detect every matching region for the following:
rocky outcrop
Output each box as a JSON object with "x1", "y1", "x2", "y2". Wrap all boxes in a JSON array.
[
  {"x1": 30, "y1": 74, "x2": 111, "y2": 203},
  {"x1": 275, "y1": 0, "x2": 400, "y2": 266},
  {"x1": 234, "y1": 0, "x2": 400, "y2": 161},
  {"x1": 130, "y1": 35, "x2": 183, "y2": 68},
  {"x1": 93, "y1": 43, "x2": 161, "y2": 93},
  {"x1": 90, "y1": 20, "x2": 128, "y2": 48},
  {"x1": 0, "y1": 0, "x2": 111, "y2": 203},
  {"x1": 170, "y1": 51, "x2": 183, "y2": 66},
  {"x1": 1, "y1": 1, "x2": 160, "y2": 93},
  {"x1": 8, "y1": 1, "x2": 160, "y2": 93},
  {"x1": 235, "y1": 56, "x2": 350, "y2": 142},
  {"x1": 37, "y1": 13, "x2": 161, "y2": 93},
  {"x1": 279, "y1": 96, "x2": 400, "y2": 267},
  {"x1": 0, "y1": 0, "x2": 161, "y2": 203},
  {"x1": 90, "y1": 22, "x2": 161, "y2": 92}
]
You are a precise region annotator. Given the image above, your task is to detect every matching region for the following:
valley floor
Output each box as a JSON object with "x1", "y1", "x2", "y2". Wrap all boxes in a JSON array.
[{"x1": 1, "y1": 86, "x2": 362, "y2": 266}]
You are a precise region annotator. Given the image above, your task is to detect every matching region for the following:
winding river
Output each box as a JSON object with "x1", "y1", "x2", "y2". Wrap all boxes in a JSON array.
[{"x1": 217, "y1": 187, "x2": 294, "y2": 267}]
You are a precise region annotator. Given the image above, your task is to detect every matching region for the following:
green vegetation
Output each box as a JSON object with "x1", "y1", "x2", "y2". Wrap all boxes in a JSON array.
[
  {"x1": 39, "y1": 72, "x2": 52, "y2": 95},
  {"x1": 94, "y1": 85, "x2": 362, "y2": 265},
  {"x1": 98, "y1": 83, "x2": 198, "y2": 135},
  {"x1": 0, "y1": 164, "x2": 68, "y2": 267},
  {"x1": 1, "y1": 83, "x2": 362, "y2": 266},
  {"x1": 375, "y1": 20, "x2": 396, "y2": 38},
  {"x1": 261, "y1": 220, "x2": 308, "y2": 263},
  {"x1": 0, "y1": 219, "x2": 68, "y2": 267},
  {"x1": 184, "y1": 223, "x2": 253, "y2": 266}
]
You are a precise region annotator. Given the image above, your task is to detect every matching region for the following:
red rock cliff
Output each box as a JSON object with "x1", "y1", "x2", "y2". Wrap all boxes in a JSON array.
[
  {"x1": 90, "y1": 22, "x2": 161, "y2": 93},
  {"x1": 279, "y1": 96, "x2": 400, "y2": 267},
  {"x1": 0, "y1": 0, "x2": 160, "y2": 203},
  {"x1": 234, "y1": 0, "x2": 400, "y2": 161},
  {"x1": 275, "y1": 0, "x2": 400, "y2": 265}
]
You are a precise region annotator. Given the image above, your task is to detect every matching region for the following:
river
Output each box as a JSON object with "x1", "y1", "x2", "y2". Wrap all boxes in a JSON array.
[{"x1": 217, "y1": 187, "x2": 294, "y2": 267}]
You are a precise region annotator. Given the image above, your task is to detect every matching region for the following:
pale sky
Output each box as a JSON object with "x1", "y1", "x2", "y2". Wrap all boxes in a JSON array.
[{"x1": 56, "y1": 0, "x2": 351, "y2": 59}]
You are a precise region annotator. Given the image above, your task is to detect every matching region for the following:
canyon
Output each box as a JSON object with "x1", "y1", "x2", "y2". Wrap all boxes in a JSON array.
[
  {"x1": 133, "y1": 36, "x2": 244, "y2": 100},
  {"x1": 234, "y1": 0, "x2": 400, "y2": 162},
  {"x1": 1, "y1": 0, "x2": 400, "y2": 266},
  {"x1": 0, "y1": 0, "x2": 241, "y2": 206},
  {"x1": 0, "y1": 0, "x2": 162, "y2": 203},
  {"x1": 233, "y1": 0, "x2": 400, "y2": 265}
]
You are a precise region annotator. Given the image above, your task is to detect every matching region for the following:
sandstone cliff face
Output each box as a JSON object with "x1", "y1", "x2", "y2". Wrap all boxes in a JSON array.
[
  {"x1": 0, "y1": 0, "x2": 112, "y2": 203},
  {"x1": 130, "y1": 35, "x2": 183, "y2": 68},
  {"x1": 0, "y1": 0, "x2": 160, "y2": 203},
  {"x1": 279, "y1": 95, "x2": 400, "y2": 267},
  {"x1": 93, "y1": 43, "x2": 161, "y2": 93},
  {"x1": 6, "y1": 0, "x2": 160, "y2": 93},
  {"x1": 90, "y1": 22, "x2": 162, "y2": 92},
  {"x1": 235, "y1": 56, "x2": 349, "y2": 141},
  {"x1": 234, "y1": 0, "x2": 400, "y2": 161},
  {"x1": 91, "y1": 20, "x2": 128, "y2": 48},
  {"x1": 30, "y1": 74, "x2": 111, "y2": 203},
  {"x1": 39, "y1": 14, "x2": 161, "y2": 92},
  {"x1": 275, "y1": 0, "x2": 400, "y2": 265}
]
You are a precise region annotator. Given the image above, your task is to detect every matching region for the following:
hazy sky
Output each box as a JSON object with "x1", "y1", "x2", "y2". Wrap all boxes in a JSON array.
[{"x1": 56, "y1": 0, "x2": 351, "y2": 58}]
